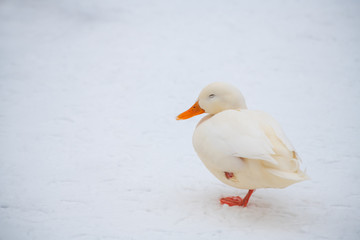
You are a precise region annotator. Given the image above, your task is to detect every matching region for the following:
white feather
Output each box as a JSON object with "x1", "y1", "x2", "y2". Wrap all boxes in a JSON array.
[{"x1": 189, "y1": 82, "x2": 308, "y2": 189}]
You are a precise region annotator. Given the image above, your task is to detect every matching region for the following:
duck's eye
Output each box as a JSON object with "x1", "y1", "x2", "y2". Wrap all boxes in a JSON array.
[{"x1": 209, "y1": 94, "x2": 215, "y2": 98}]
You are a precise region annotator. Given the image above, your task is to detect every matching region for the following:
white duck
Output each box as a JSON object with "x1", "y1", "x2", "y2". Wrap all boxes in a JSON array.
[{"x1": 177, "y1": 82, "x2": 308, "y2": 207}]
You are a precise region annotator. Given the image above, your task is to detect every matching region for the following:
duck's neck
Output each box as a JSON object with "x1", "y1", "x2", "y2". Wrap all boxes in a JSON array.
[{"x1": 196, "y1": 114, "x2": 214, "y2": 127}]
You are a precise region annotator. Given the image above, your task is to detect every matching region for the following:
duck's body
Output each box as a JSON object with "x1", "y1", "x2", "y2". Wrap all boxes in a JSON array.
[
  {"x1": 177, "y1": 82, "x2": 308, "y2": 207},
  {"x1": 193, "y1": 109, "x2": 307, "y2": 190}
]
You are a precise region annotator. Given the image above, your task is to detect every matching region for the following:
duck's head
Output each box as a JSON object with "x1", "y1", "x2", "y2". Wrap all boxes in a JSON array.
[{"x1": 177, "y1": 82, "x2": 247, "y2": 120}]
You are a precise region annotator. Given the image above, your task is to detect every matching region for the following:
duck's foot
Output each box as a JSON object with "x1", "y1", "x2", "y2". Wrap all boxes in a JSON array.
[
  {"x1": 220, "y1": 196, "x2": 243, "y2": 206},
  {"x1": 220, "y1": 189, "x2": 255, "y2": 207},
  {"x1": 224, "y1": 171, "x2": 234, "y2": 179}
]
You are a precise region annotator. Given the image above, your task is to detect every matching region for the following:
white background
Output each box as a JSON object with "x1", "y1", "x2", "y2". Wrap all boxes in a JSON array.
[{"x1": 1, "y1": 0, "x2": 359, "y2": 239}]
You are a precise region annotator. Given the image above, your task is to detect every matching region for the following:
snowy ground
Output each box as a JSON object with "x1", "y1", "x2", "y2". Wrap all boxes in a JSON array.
[{"x1": 1, "y1": 0, "x2": 360, "y2": 239}]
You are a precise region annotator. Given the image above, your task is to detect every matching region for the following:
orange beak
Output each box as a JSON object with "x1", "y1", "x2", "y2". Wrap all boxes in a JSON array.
[{"x1": 176, "y1": 101, "x2": 205, "y2": 120}]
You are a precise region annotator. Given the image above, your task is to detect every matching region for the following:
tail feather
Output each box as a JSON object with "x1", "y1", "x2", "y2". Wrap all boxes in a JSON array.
[{"x1": 267, "y1": 168, "x2": 309, "y2": 181}]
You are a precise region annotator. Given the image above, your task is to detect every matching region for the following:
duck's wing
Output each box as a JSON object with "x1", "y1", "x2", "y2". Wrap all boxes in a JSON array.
[
  {"x1": 255, "y1": 111, "x2": 295, "y2": 152},
  {"x1": 204, "y1": 110, "x2": 280, "y2": 165},
  {"x1": 220, "y1": 110, "x2": 308, "y2": 180}
]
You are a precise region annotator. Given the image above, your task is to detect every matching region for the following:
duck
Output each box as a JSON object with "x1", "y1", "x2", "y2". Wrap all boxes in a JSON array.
[{"x1": 176, "y1": 82, "x2": 308, "y2": 207}]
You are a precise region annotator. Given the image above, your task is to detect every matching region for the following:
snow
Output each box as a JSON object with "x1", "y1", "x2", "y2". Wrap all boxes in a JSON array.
[{"x1": 1, "y1": 0, "x2": 360, "y2": 239}]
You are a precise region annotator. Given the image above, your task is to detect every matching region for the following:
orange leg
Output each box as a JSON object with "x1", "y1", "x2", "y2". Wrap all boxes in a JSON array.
[
  {"x1": 220, "y1": 189, "x2": 255, "y2": 207},
  {"x1": 242, "y1": 189, "x2": 255, "y2": 207}
]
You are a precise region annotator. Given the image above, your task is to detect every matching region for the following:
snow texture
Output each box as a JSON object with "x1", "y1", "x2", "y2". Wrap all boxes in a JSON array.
[{"x1": 1, "y1": 0, "x2": 360, "y2": 239}]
